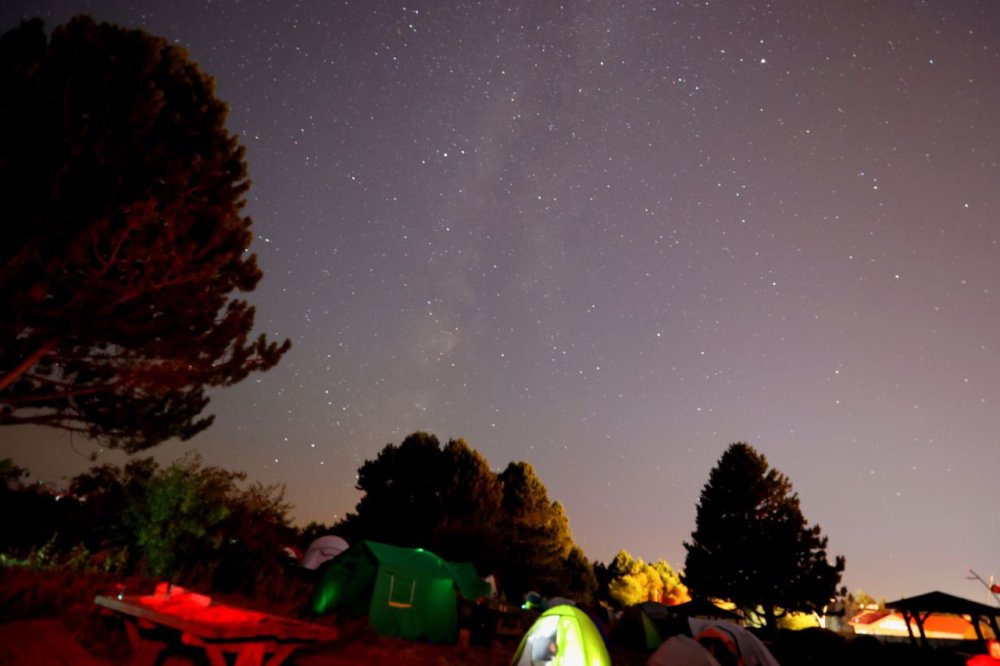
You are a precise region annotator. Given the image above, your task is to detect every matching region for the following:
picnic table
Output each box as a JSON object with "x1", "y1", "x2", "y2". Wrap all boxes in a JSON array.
[{"x1": 94, "y1": 587, "x2": 337, "y2": 666}]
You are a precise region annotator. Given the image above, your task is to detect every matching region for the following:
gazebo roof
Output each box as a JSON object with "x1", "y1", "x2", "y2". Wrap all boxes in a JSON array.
[{"x1": 886, "y1": 591, "x2": 1000, "y2": 618}]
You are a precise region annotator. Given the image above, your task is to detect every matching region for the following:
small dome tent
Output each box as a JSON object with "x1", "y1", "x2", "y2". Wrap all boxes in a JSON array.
[
  {"x1": 635, "y1": 601, "x2": 696, "y2": 640},
  {"x1": 688, "y1": 619, "x2": 780, "y2": 666},
  {"x1": 301, "y1": 535, "x2": 349, "y2": 570},
  {"x1": 512, "y1": 604, "x2": 611, "y2": 666},
  {"x1": 610, "y1": 605, "x2": 664, "y2": 652}
]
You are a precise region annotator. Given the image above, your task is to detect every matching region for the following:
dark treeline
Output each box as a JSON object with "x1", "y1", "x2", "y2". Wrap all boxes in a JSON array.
[
  {"x1": 0, "y1": 433, "x2": 601, "y2": 605},
  {"x1": 0, "y1": 432, "x2": 690, "y2": 611},
  {"x1": 0, "y1": 435, "x2": 842, "y2": 631}
]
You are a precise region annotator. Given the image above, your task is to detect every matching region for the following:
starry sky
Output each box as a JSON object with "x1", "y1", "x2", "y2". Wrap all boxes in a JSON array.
[{"x1": 2, "y1": 0, "x2": 999, "y2": 603}]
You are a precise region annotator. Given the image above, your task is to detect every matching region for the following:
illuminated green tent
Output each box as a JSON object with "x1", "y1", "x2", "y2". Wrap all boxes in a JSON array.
[
  {"x1": 309, "y1": 540, "x2": 490, "y2": 643},
  {"x1": 512, "y1": 604, "x2": 611, "y2": 666}
]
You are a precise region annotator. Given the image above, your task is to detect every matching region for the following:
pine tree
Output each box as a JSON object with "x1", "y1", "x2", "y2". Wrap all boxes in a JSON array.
[
  {"x1": 683, "y1": 443, "x2": 844, "y2": 633},
  {"x1": 339, "y1": 432, "x2": 505, "y2": 569},
  {"x1": 0, "y1": 16, "x2": 288, "y2": 451},
  {"x1": 497, "y1": 461, "x2": 576, "y2": 598}
]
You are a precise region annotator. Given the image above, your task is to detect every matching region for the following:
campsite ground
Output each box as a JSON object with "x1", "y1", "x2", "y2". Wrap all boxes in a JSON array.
[{"x1": 0, "y1": 568, "x2": 978, "y2": 665}]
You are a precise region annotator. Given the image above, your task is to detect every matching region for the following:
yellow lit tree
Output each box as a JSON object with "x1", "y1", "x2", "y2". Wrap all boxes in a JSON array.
[{"x1": 607, "y1": 550, "x2": 690, "y2": 607}]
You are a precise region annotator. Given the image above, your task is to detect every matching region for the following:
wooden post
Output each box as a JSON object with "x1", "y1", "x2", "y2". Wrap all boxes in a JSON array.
[
  {"x1": 915, "y1": 611, "x2": 930, "y2": 649},
  {"x1": 902, "y1": 610, "x2": 917, "y2": 646}
]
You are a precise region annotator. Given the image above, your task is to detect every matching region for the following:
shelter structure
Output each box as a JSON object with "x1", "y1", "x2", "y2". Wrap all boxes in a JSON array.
[
  {"x1": 885, "y1": 591, "x2": 1000, "y2": 650},
  {"x1": 309, "y1": 540, "x2": 490, "y2": 643},
  {"x1": 850, "y1": 608, "x2": 982, "y2": 639}
]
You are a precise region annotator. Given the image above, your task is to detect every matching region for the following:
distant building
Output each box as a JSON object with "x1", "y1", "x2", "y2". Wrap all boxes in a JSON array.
[{"x1": 849, "y1": 609, "x2": 988, "y2": 640}]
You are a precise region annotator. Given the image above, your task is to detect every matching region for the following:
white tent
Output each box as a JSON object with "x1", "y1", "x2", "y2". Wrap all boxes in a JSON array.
[
  {"x1": 647, "y1": 635, "x2": 722, "y2": 666},
  {"x1": 688, "y1": 618, "x2": 780, "y2": 666},
  {"x1": 301, "y1": 535, "x2": 349, "y2": 570}
]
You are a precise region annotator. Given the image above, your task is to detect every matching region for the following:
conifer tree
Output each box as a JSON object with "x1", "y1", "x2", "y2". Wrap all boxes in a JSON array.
[
  {"x1": 339, "y1": 432, "x2": 505, "y2": 568},
  {"x1": 0, "y1": 16, "x2": 288, "y2": 451},
  {"x1": 684, "y1": 443, "x2": 844, "y2": 632},
  {"x1": 497, "y1": 461, "x2": 576, "y2": 598}
]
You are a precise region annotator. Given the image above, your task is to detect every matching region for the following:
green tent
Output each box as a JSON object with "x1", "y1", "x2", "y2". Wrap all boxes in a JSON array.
[
  {"x1": 610, "y1": 604, "x2": 664, "y2": 652},
  {"x1": 512, "y1": 605, "x2": 611, "y2": 666},
  {"x1": 309, "y1": 540, "x2": 490, "y2": 643}
]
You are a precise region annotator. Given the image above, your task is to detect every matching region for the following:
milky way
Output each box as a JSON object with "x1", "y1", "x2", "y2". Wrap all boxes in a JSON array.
[{"x1": 3, "y1": 1, "x2": 999, "y2": 601}]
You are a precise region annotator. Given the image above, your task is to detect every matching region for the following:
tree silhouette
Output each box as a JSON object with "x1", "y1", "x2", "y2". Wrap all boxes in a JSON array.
[
  {"x1": 338, "y1": 432, "x2": 592, "y2": 601},
  {"x1": 497, "y1": 461, "x2": 577, "y2": 599},
  {"x1": 562, "y1": 545, "x2": 598, "y2": 604},
  {"x1": 338, "y1": 432, "x2": 505, "y2": 568},
  {"x1": 0, "y1": 16, "x2": 288, "y2": 451},
  {"x1": 683, "y1": 442, "x2": 844, "y2": 633},
  {"x1": 70, "y1": 453, "x2": 294, "y2": 585}
]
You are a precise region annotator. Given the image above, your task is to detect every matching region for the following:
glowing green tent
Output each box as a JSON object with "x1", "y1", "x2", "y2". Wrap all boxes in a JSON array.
[
  {"x1": 512, "y1": 604, "x2": 611, "y2": 666},
  {"x1": 309, "y1": 540, "x2": 490, "y2": 643}
]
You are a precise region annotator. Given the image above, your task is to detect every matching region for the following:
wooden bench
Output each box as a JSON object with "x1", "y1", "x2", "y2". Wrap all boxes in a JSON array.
[{"x1": 95, "y1": 594, "x2": 337, "y2": 666}]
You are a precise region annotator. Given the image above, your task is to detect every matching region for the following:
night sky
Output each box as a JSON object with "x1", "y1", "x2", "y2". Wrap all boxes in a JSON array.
[{"x1": 3, "y1": 0, "x2": 999, "y2": 603}]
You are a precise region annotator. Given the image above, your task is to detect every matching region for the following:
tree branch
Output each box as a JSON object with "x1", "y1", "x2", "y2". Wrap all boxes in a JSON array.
[
  {"x1": 0, "y1": 382, "x2": 115, "y2": 404},
  {"x1": 0, "y1": 339, "x2": 59, "y2": 393},
  {"x1": 0, "y1": 411, "x2": 91, "y2": 433}
]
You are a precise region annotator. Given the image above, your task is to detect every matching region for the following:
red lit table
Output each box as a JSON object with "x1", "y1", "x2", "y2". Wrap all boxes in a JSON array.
[{"x1": 94, "y1": 593, "x2": 337, "y2": 666}]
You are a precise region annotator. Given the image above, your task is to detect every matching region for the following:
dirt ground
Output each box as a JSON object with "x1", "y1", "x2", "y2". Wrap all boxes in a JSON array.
[
  {"x1": 0, "y1": 608, "x2": 978, "y2": 666},
  {"x1": 0, "y1": 613, "x2": 648, "y2": 665},
  {"x1": 0, "y1": 567, "x2": 653, "y2": 665},
  {"x1": 0, "y1": 568, "x2": 981, "y2": 665}
]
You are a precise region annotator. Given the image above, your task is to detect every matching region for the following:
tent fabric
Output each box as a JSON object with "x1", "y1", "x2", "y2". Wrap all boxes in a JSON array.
[
  {"x1": 672, "y1": 598, "x2": 743, "y2": 621},
  {"x1": 694, "y1": 626, "x2": 741, "y2": 666},
  {"x1": 610, "y1": 605, "x2": 664, "y2": 652},
  {"x1": 635, "y1": 601, "x2": 695, "y2": 640},
  {"x1": 512, "y1": 604, "x2": 611, "y2": 666},
  {"x1": 444, "y1": 560, "x2": 492, "y2": 601},
  {"x1": 637, "y1": 601, "x2": 674, "y2": 621},
  {"x1": 688, "y1": 619, "x2": 780, "y2": 666},
  {"x1": 301, "y1": 535, "x2": 349, "y2": 570},
  {"x1": 546, "y1": 596, "x2": 577, "y2": 609},
  {"x1": 309, "y1": 540, "x2": 490, "y2": 644},
  {"x1": 647, "y1": 635, "x2": 723, "y2": 666}
]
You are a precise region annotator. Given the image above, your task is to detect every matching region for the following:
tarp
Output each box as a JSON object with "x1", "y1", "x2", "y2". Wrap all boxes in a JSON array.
[
  {"x1": 309, "y1": 540, "x2": 490, "y2": 643},
  {"x1": 648, "y1": 635, "x2": 723, "y2": 666},
  {"x1": 512, "y1": 604, "x2": 611, "y2": 666},
  {"x1": 689, "y1": 619, "x2": 780, "y2": 666},
  {"x1": 301, "y1": 535, "x2": 349, "y2": 570}
]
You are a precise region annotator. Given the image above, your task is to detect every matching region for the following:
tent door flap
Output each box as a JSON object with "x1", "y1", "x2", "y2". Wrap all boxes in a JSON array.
[{"x1": 387, "y1": 575, "x2": 416, "y2": 608}]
